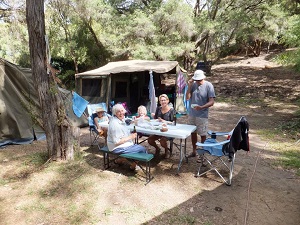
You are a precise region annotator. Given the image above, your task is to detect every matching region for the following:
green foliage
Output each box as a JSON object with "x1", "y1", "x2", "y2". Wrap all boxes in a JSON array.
[
  {"x1": 274, "y1": 14, "x2": 300, "y2": 71},
  {"x1": 258, "y1": 105, "x2": 300, "y2": 139},
  {"x1": 143, "y1": 0, "x2": 195, "y2": 59},
  {"x1": 24, "y1": 152, "x2": 49, "y2": 167},
  {"x1": 277, "y1": 116, "x2": 300, "y2": 137},
  {"x1": 192, "y1": 1, "x2": 294, "y2": 62},
  {"x1": 257, "y1": 128, "x2": 300, "y2": 175},
  {"x1": 273, "y1": 49, "x2": 300, "y2": 72},
  {"x1": 0, "y1": 178, "x2": 9, "y2": 185},
  {"x1": 51, "y1": 57, "x2": 77, "y2": 89},
  {"x1": 256, "y1": 103, "x2": 300, "y2": 175},
  {"x1": 0, "y1": 12, "x2": 30, "y2": 66},
  {"x1": 280, "y1": 15, "x2": 300, "y2": 47},
  {"x1": 1, "y1": 0, "x2": 300, "y2": 75},
  {"x1": 107, "y1": 0, "x2": 163, "y2": 13},
  {"x1": 269, "y1": 138, "x2": 300, "y2": 176},
  {"x1": 102, "y1": 0, "x2": 195, "y2": 61},
  {"x1": 280, "y1": 150, "x2": 300, "y2": 175},
  {"x1": 58, "y1": 69, "x2": 76, "y2": 89},
  {"x1": 273, "y1": 50, "x2": 297, "y2": 65},
  {"x1": 74, "y1": 150, "x2": 85, "y2": 161}
]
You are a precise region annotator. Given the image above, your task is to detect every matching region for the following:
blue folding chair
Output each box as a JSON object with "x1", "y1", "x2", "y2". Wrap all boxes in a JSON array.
[
  {"x1": 87, "y1": 103, "x2": 110, "y2": 146},
  {"x1": 196, "y1": 116, "x2": 250, "y2": 186}
]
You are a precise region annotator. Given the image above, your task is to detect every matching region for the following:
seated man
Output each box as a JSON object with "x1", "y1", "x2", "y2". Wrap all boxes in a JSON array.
[{"x1": 107, "y1": 103, "x2": 148, "y2": 170}]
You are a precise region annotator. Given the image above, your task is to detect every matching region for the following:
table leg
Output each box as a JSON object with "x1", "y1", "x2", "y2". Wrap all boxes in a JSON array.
[
  {"x1": 177, "y1": 139, "x2": 183, "y2": 174},
  {"x1": 184, "y1": 138, "x2": 188, "y2": 163}
]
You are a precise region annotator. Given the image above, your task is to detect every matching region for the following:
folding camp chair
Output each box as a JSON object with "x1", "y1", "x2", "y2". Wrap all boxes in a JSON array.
[
  {"x1": 87, "y1": 103, "x2": 110, "y2": 146},
  {"x1": 195, "y1": 116, "x2": 249, "y2": 186}
]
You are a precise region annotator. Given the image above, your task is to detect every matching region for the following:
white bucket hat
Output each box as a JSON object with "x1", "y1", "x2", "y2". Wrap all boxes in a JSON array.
[
  {"x1": 95, "y1": 107, "x2": 106, "y2": 113},
  {"x1": 192, "y1": 70, "x2": 206, "y2": 80}
]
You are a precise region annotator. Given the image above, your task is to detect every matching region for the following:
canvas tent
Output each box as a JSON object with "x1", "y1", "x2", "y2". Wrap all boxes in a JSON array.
[
  {"x1": 75, "y1": 60, "x2": 184, "y2": 113},
  {"x1": 0, "y1": 58, "x2": 86, "y2": 147}
]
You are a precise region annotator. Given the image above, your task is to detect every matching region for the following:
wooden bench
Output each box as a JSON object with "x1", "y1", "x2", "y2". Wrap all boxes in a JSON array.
[{"x1": 98, "y1": 145, "x2": 154, "y2": 184}]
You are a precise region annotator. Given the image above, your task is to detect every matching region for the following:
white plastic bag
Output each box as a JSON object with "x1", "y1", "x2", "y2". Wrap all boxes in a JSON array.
[{"x1": 136, "y1": 118, "x2": 153, "y2": 129}]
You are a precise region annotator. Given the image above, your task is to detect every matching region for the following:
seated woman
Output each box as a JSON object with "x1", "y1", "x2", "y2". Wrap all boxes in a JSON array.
[
  {"x1": 148, "y1": 94, "x2": 175, "y2": 158},
  {"x1": 94, "y1": 107, "x2": 109, "y2": 139},
  {"x1": 107, "y1": 103, "x2": 148, "y2": 170}
]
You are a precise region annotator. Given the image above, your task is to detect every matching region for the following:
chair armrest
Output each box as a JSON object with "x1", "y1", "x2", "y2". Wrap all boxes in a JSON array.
[
  {"x1": 196, "y1": 139, "x2": 230, "y2": 147},
  {"x1": 207, "y1": 130, "x2": 230, "y2": 136}
]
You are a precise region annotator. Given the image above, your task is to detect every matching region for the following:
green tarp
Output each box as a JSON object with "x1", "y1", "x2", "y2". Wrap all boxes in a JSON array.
[{"x1": 0, "y1": 58, "x2": 86, "y2": 147}]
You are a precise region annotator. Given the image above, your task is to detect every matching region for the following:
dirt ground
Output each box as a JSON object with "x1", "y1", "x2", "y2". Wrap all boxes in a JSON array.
[{"x1": 0, "y1": 53, "x2": 299, "y2": 225}]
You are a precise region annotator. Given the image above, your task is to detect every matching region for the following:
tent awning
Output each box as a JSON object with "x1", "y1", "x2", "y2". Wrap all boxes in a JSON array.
[{"x1": 75, "y1": 60, "x2": 178, "y2": 78}]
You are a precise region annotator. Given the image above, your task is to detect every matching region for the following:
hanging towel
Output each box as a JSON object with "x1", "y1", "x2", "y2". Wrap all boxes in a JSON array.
[{"x1": 72, "y1": 92, "x2": 89, "y2": 117}]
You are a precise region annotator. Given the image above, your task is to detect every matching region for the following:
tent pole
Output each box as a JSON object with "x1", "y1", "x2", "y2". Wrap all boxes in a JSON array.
[
  {"x1": 174, "y1": 65, "x2": 180, "y2": 111},
  {"x1": 106, "y1": 75, "x2": 112, "y2": 113},
  {"x1": 173, "y1": 65, "x2": 180, "y2": 125}
]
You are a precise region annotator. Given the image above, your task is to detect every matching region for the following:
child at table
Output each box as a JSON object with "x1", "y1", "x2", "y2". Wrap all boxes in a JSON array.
[
  {"x1": 133, "y1": 105, "x2": 150, "y2": 138},
  {"x1": 133, "y1": 105, "x2": 150, "y2": 123}
]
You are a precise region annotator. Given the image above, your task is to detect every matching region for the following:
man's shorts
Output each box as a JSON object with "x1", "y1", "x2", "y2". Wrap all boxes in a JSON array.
[{"x1": 188, "y1": 116, "x2": 208, "y2": 136}]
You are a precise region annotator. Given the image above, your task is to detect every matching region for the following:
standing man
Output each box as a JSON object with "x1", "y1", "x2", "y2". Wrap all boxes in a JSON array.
[{"x1": 186, "y1": 69, "x2": 215, "y2": 158}]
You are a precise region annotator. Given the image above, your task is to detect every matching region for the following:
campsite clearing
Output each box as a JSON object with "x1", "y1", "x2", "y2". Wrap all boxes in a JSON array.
[{"x1": 0, "y1": 53, "x2": 299, "y2": 225}]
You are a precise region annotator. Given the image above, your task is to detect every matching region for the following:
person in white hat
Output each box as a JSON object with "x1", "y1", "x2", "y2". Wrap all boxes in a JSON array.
[
  {"x1": 185, "y1": 69, "x2": 216, "y2": 158},
  {"x1": 94, "y1": 107, "x2": 109, "y2": 139}
]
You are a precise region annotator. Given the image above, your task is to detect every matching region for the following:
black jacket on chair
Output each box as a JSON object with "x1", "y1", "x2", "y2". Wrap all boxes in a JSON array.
[{"x1": 222, "y1": 116, "x2": 250, "y2": 159}]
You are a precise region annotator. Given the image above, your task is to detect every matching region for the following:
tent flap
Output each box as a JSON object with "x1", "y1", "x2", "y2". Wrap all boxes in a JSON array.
[{"x1": 0, "y1": 58, "x2": 86, "y2": 147}]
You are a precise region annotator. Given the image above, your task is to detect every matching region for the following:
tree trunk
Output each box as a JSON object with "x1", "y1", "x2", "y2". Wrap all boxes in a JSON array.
[{"x1": 26, "y1": 0, "x2": 77, "y2": 160}]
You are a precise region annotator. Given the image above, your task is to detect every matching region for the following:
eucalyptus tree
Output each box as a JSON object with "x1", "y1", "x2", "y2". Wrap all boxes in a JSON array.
[
  {"x1": 47, "y1": 0, "x2": 89, "y2": 74},
  {"x1": 192, "y1": 0, "x2": 290, "y2": 66},
  {"x1": 104, "y1": 0, "x2": 195, "y2": 65},
  {"x1": 0, "y1": 0, "x2": 15, "y2": 20},
  {"x1": 278, "y1": 0, "x2": 300, "y2": 70},
  {"x1": 26, "y1": 0, "x2": 79, "y2": 161},
  {"x1": 0, "y1": 0, "x2": 30, "y2": 66},
  {"x1": 46, "y1": 0, "x2": 195, "y2": 68},
  {"x1": 281, "y1": 14, "x2": 300, "y2": 48},
  {"x1": 282, "y1": 0, "x2": 300, "y2": 14},
  {"x1": 151, "y1": 0, "x2": 195, "y2": 61},
  {"x1": 232, "y1": 1, "x2": 290, "y2": 56},
  {"x1": 107, "y1": 0, "x2": 164, "y2": 13}
]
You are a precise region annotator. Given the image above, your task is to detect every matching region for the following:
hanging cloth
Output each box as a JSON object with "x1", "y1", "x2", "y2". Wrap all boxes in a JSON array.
[
  {"x1": 148, "y1": 70, "x2": 157, "y2": 114},
  {"x1": 177, "y1": 71, "x2": 186, "y2": 94},
  {"x1": 72, "y1": 92, "x2": 89, "y2": 117}
]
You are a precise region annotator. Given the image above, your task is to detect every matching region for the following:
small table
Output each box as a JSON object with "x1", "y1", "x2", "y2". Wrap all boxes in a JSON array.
[{"x1": 98, "y1": 120, "x2": 196, "y2": 173}]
